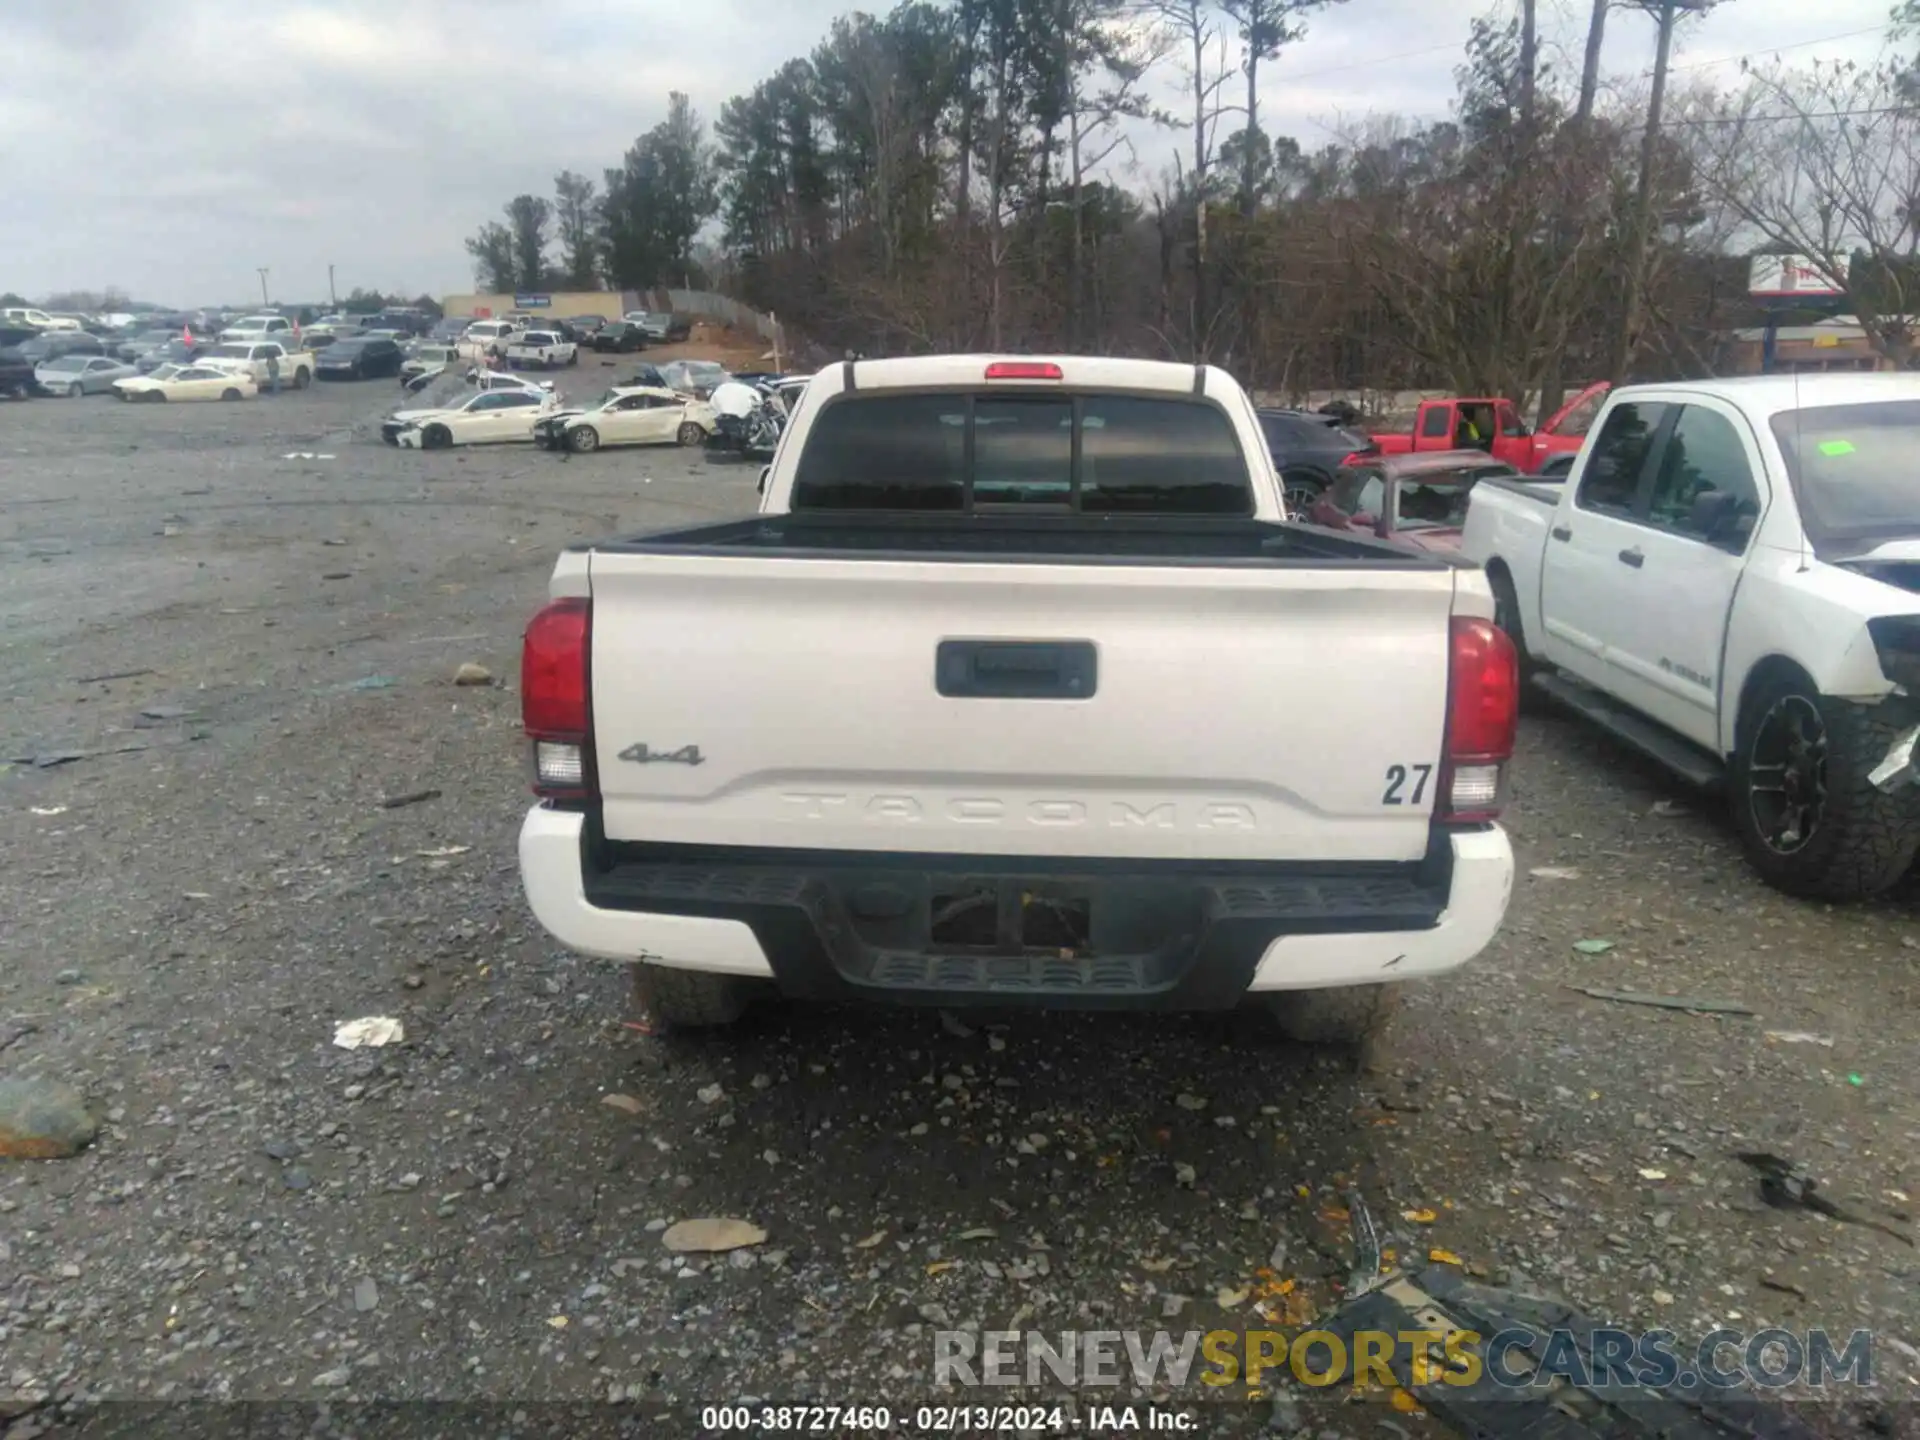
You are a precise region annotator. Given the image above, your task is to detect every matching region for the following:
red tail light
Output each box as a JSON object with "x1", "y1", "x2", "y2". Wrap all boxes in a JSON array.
[
  {"x1": 984, "y1": 361, "x2": 1063, "y2": 381},
  {"x1": 1339, "y1": 451, "x2": 1371, "y2": 467},
  {"x1": 1439, "y1": 616, "x2": 1518, "y2": 822},
  {"x1": 522, "y1": 596, "x2": 593, "y2": 800}
]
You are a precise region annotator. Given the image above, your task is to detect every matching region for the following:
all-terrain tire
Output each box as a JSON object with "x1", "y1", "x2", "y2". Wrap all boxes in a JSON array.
[
  {"x1": 631, "y1": 962, "x2": 748, "y2": 1031},
  {"x1": 293, "y1": 367, "x2": 310, "y2": 389},
  {"x1": 1262, "y1": 982, "x2": 1401, "y2": 1047},
  {"x1": 1730, "y1": 670, "x2": 1920, "y2": 901}
]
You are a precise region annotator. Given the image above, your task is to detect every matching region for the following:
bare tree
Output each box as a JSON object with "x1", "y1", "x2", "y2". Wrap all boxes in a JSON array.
[
  {"x1": 1218, "y1": 0, "x2": 1344, "y2": 216},
  {"x1": 1576, "y1": 0, "x2": 1609, "y2": 124},
  {"x1": 1136, "y1": 0, "x2": 1241, "y2": 356},
  {"x1": 1060, "y1": 13, "x2": 1168, "y2": 344},
  {"x1": 1686, "y1": 56, "x2": 1920, "y2": 365}
]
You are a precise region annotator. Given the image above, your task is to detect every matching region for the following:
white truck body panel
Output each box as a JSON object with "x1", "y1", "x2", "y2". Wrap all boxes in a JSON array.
[
  {"x1": 199, "y1": 341, "x2": 315, "y2": 385},
  {"x1": 1462, "y1": 373, "x2": 1920, "y2": 758},
  {"x1": 587, "y1": 554, "x2": 1468, "y2": 862}
]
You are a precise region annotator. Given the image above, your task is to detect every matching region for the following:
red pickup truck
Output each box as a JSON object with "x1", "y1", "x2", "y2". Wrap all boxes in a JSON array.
[{"x1": 1372, "y1": 381, "x2": 1608, "y2": 476}]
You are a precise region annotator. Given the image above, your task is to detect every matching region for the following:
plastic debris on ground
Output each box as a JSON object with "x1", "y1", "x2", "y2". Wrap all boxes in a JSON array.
[
  {"x1": 332, "y1": 1016, "x2": 405, "y2": 1050},
  {"x1": 662, "y1": 1218, "x2": 766, "y2": 1253},
  {"x1": 1569, "y1": 986, "x2": 1752, "y2": 1015}
]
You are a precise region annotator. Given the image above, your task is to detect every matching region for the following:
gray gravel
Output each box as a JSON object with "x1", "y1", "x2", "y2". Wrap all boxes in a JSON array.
[{"x1": 1, "y1": 380, "x2": 1915, "y2": 1434}]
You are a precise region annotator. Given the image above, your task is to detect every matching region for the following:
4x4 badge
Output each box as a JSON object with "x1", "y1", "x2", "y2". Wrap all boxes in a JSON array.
[{"x1": 616, "y1": 743, "x2": 705, "y2": 766}]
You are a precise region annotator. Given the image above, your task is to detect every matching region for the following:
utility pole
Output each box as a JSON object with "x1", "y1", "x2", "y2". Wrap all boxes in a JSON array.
[
  {"x1": 328, "y1": 265, "x2": 337, "y2": 308},
  {"x1": 1612, "y1": 0, "x2": 1717, "y2": 382},
  {"x1": 257, "y1": 268, "x2": 271, "y2": 307}
]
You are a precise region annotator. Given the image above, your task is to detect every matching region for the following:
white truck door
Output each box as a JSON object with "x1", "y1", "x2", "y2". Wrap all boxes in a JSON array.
[
  {"x1": 1538, "y1": 398, "x2": 1674, "y2": 696},
  {"x1": 1586, "y1": 401, "x2": 1764, "y2": 751}
]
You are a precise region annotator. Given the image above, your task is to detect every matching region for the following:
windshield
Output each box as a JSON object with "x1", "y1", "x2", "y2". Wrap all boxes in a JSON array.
[
  {"x1": 148, "y1": 365, "x2": 182, "y2": 380},
  {"x1": 204, "y1": 344, "x2": 248, "y2": 358},
  {"x1": 43, "y1": 356, "x2": 89, "y2": 372},
  {"x1": 326, "y1": 340, "x2": 370, "y2": 353},
  {"x1": 1771, "y1": 400, "x2": 1920, "y2": 549}
]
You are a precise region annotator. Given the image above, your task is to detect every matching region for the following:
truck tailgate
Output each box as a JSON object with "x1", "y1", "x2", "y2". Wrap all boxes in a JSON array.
[{"x1": 586, "y1": 553, "x2": 1459, "y2": 863}]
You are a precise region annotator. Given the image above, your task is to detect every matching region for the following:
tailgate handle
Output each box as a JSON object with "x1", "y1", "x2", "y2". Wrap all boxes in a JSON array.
[{"x1": 937, "y1": 640, "x2": 1097, "y2": 700}]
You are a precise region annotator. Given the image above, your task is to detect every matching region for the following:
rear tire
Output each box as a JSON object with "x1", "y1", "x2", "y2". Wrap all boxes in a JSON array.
[
  {"x1": 293, "y1": 367, "x2": 310, "y2": 389},
  {"x1": 421, "y1": 424, "x2": 452, "y2": 450},
  {"x1": 632, "y1": 962, "x2": 748, "y2": 1031},
  {"x1": 568, "y1": 425, "x2": 600, "y2": 454},
  {"x1": 1730, "y1": 669, "x2": 1920, "y2": 901},
  {"x1": 1260, "y1": 983, "x2": 1400, "y2": 1049},
  {"x1": 676, "y1": 421, "x2": 704, "y2": 446}
]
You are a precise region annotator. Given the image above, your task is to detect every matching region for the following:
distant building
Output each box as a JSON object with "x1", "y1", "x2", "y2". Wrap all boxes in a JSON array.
[
  {"x1": 1723, "y1": 316, "x2": 1910, "y2": 374},
  {"x1": 442, "y1": 291, "x2": 641, "y2": 321}
]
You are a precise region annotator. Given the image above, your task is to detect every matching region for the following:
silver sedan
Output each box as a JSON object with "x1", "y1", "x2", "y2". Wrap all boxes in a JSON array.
[{"x1": 35, "y1": 354, "x2": 139, "y2": 396}]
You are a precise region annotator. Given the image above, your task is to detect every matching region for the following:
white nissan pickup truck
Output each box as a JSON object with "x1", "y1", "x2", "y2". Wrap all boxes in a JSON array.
[
  {"x1": 517, "y1": 356, "x2": 1518, "y2": 1042},
  {"x1": 1462, "y1": 373, "x2": 1920, "y2": 901}
]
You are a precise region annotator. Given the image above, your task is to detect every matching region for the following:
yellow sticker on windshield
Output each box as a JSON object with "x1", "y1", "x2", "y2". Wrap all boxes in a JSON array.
[{"x1": 1818, "y1": 439, "x2": 1856, "y2": 456}]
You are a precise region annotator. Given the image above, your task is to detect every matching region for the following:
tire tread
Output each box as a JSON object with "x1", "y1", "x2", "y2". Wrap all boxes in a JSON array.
[
  {"x1": 1263, "y1": 982, "x2": 1400, "y2": 1047},
  {"x1": 1733, "y1": 676, "x2": 1920, "y2": 901},
  {"x1": 632, "y1": 963, "x2": 747, "y2": 1030}
]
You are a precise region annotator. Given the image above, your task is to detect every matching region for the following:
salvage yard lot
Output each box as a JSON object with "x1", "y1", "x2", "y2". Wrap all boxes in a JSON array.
[{"x1": 1, "y1": 387, "x2": 1915, "y2": 1427}]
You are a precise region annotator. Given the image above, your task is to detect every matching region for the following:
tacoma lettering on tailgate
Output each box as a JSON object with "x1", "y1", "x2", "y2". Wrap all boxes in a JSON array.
[{"x1": 779, "y1": 792, "x2": 1258, "y2": 831}]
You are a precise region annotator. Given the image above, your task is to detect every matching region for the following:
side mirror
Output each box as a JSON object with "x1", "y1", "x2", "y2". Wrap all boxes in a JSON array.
[{"x1": 757, "y1": 466, "x2": 771, "y2": 497}]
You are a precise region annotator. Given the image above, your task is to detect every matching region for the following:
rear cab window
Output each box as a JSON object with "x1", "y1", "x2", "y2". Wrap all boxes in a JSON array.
[{"x1": 791, "y1": 392, "x2": 1255, "y2": 515}]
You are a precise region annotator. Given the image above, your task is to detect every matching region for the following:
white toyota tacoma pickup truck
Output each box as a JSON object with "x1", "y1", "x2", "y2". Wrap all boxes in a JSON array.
[
  {"x1": 1462, "y1": 373, "x2": 1920, "y2": 900},
  {"x1": 517, "y1": 356, "x2": 1518, "y2": 1041}
]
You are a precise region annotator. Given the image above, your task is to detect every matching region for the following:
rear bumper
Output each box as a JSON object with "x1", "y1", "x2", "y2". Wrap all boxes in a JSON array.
[{"x1": 518, "y1": 808, "x2": 1513, "y2": 1007}]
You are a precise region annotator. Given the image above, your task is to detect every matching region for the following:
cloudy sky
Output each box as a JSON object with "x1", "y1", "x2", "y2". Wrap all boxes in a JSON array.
[{"x1": 4, "y1": 0, "x2": 1901, "y2": 307}]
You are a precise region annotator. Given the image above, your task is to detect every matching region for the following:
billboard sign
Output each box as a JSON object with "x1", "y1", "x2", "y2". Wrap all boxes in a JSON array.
[
  {"x1": 513, "y1": 293, "x2": 552, "y2": 308},
  {"x1": 1749, "y1": 254, "x2": 1848, "y2": 298}
]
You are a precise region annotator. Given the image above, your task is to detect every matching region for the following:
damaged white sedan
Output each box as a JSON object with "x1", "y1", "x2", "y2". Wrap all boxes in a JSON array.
[{"x1": 383, "y1": 386, "x2": 561, "y2": 449}]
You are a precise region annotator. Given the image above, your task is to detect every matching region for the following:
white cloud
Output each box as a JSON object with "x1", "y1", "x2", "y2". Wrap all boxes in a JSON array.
[{"x1": 0, "y1": 0, "x2": 1900, "y2": 304}]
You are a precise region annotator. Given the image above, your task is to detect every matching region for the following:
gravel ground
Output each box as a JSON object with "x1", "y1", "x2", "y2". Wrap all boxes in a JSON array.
[{"x1": 1, "y1": 381, "x2": 1915, "y2": 1438}]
